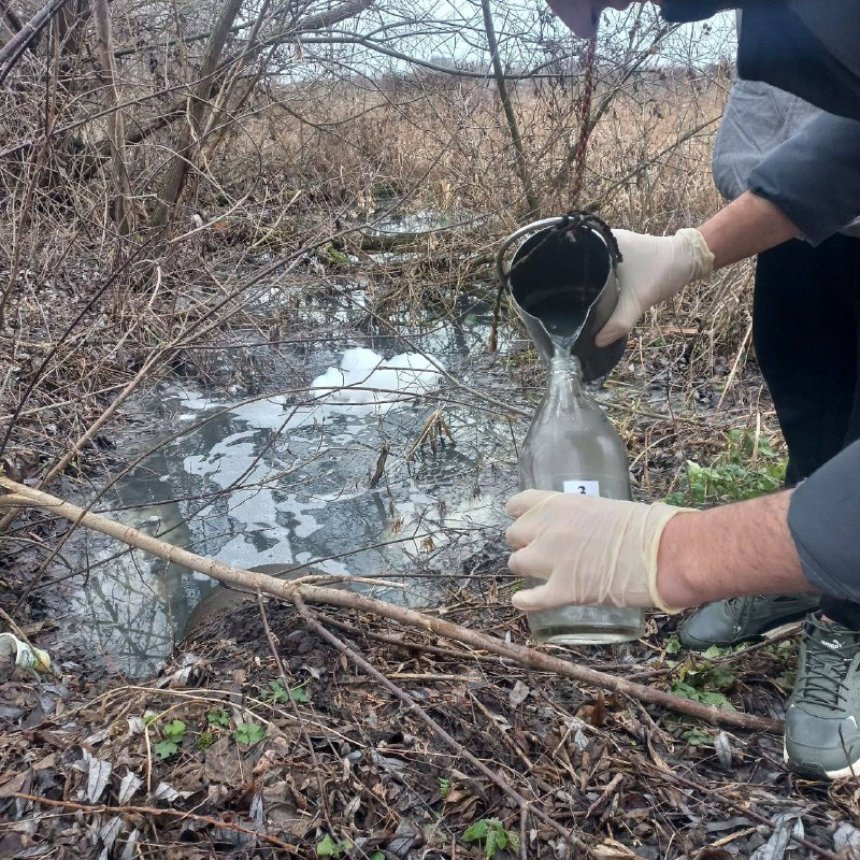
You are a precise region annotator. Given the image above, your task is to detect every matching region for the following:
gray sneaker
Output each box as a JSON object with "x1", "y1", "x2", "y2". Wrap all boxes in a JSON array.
[
  {"x1": 784, "y1": 614, "x2": 860, "y2": 780},
  {"x1": 678, "y1": 594, "x2": 820, "y2": 651}
]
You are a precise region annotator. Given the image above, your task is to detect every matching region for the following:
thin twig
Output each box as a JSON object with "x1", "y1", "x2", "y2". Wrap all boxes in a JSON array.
[
  {"x1": 293, "y1": 593, "x2": 586, "y2": 852},
  {"x1": 12, "y1": 793, "x2": 301, "y2": 853}
]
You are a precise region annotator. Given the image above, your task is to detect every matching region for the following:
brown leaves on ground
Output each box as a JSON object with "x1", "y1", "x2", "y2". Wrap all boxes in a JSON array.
[{"x1": 0, "y1": 598, "x2": 856, "y2": 859}]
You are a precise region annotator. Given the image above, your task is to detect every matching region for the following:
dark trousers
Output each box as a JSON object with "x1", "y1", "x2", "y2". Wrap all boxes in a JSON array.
[{"x1": 753, "y1": 234, "x2": 860, "y2": 628}]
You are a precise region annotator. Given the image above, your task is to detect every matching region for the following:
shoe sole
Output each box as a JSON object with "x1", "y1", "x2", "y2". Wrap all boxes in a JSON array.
[{"x1": 783, "y1": 743, "x2": 860, "y2": 781}]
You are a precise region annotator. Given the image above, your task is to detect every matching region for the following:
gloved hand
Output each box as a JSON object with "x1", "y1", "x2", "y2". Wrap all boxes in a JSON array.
[
  {"x1": 595, "y1": 228, "x2": 715, "y2": 347},
  {"x1": 505, "y1": 489, "x2": 693, "y2": 613}
]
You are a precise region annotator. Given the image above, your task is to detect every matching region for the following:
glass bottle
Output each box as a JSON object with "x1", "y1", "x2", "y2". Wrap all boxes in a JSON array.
[{"x1": 517, "y1": 352, "x2": 645, "y2": 645}]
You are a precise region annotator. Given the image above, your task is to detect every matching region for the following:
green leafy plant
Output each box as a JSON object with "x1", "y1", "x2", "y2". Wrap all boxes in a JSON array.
[
  {"x1": 207, "y1": 708, "x2": 230, "y2": 728},
  {"x1": 153, "y1": 718, "x2": 187, "y2": 759},
  {"x1": 671, "y1": 680, "x2": 735, "y2": 711},
  {"x1": 462, "y1": 818, "x2": 520, "y2": 858},
  {"x1": 233, "y1": 722, "x2": 266, "y2": 746},
  {"x1": 315, "y1": 834, "x2": 353, "y2": 857},
  {"x1": 670, "y1": 649, "x2": 736, "y2": 711},
  {"x1": 263, "y1": 679, "x2": 310, "y2": 704},
  {"x1": 438, "y1": 776, "x2": 451, "y2": 798},
  {"x1": 682, "y1": 727, "x2": 715, "y2": 747},
  {"x1": 664, "y1": 635, "x2": 681, "y2": 656},
  {"x1": 197, "y1": 730, "x2": 216, "y2": 751},
  {"x1": 759, "y1": 638, "x2": 798, "y2": 689},
  {"x1": 666, "y1": 429, "x2": 787, "y2": 507}
]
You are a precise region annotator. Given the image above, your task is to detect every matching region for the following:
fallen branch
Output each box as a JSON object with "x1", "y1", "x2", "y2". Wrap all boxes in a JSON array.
[{"x1": 0, "y1": 477, "x2": 782, "y2": 735}]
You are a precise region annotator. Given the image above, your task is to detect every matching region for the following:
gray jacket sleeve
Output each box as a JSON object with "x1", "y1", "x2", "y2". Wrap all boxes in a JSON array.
[
  {"x1": 788, "y1": 439, "x2": 860, "y2": 600},
  {"x1": 748, "y1": 111, "x2": 860, "y2": 245},
  {"x1": 712, "y1": 79, "x2": 818, "y2": 203}
]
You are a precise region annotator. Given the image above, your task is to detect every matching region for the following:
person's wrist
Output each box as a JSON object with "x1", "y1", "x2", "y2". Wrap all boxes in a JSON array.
[
  {"x1": 655, "y1": 511, "x2": 700, "y2": 609},
  {"x1": 675, "y1": 228, "x2": 715, "y2": 282}
]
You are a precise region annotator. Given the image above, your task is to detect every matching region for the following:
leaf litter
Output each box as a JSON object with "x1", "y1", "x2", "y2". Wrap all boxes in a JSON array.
[{"x1": 1, "y1": 583, "x2": 858, "y2": 859}]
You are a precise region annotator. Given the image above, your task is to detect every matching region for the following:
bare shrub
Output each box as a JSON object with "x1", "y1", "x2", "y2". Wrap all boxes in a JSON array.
[{"x1": 0, "y1": 0, "x2": 746, "y2": 497}]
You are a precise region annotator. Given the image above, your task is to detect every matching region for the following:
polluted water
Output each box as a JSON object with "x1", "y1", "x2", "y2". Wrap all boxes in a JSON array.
[{"x1": 62, "y1": 293, "x2": 517, "y2": 677}]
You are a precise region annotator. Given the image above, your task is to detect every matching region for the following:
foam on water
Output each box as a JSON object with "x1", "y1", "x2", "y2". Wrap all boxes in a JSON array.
[
  {"x1": 307, "y1": 347, "x2": 444, "y2": 415},
  {"x1": 68, "y1": 310, "x2": 510, "y2": 677}
]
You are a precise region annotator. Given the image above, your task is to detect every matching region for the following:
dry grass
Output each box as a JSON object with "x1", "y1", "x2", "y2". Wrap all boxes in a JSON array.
[{"x1": 0, "y1": 60, "x2": 760, "y2": 488}]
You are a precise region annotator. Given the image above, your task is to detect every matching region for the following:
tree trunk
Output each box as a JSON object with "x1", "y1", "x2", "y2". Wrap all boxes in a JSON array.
[
  {"x1": 92, "y1": 0, "x2": 132, "y2": 235},
  {"x1": 152, "y1": 0, "x2": 243, "y2": 229},
  {"x1": 480, "y1": 0, "x2": 541, "y2": 217}
]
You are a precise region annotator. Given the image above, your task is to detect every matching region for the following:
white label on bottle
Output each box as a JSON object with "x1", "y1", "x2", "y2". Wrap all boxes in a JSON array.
[{"x1": 563, "y1": 480, "x2": 601, "y2": 497}]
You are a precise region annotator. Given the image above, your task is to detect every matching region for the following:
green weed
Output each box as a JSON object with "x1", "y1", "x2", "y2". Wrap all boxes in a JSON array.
[
  {"x1": 462, "y1": 818, "x2": 520, "y2": 858},
  {"x1": 153, "y1": 719, "x2": 187, "y2": 759},
  {"x1": 233, "y1": 722, "x2": 266, "y2": 746},
  {"x1": 207, "y1": 708, "x2": 231, "y2": 728},
  {"x1": 666, "y1": 429, "x2": 786, "y2": 507},
  {"x1": 315, "y1": 834, "x2": 353, "y2": 857},
  {"x1": 262, "y1": 678, "x2": 310, "y2": 704},
  {"x1": 197, "y1": 730, "x2": 216, "y2": 751}
]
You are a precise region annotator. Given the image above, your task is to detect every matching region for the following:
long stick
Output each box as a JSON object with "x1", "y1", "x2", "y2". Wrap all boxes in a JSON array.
[{"x1": 0, "y1": 477, "x2": 781, "y2": 734}]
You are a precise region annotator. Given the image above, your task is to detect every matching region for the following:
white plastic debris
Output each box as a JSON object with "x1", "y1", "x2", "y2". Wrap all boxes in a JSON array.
[
  {"x1": 81, "y1": 750, "x2": 112, "y2": 804},
  {"x1": 118, "y1": 771, "x2": 143, "y2": 805},
  {"x1": 834, "y1": 822, "x2": 860, "y2": 857},
  {"x1": 120, "y1": 829, "x2": 140, "y2": 860},
  {"x1": 714, "y1": 731, "x2": 733, "y2": 770},
  {"x1": 0, "y1": 632, "x2": 51, "y2": 673},
  {"x1": 99, "y1": 816, "x2": 123, "y2": 852}
]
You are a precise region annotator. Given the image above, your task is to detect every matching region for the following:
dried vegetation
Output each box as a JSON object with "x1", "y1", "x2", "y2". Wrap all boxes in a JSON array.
[{"x1": 1, "y1": 1, "x2": 851, "y2": 857}]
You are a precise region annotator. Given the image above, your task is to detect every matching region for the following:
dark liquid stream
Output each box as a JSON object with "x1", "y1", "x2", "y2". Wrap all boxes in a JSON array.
[{"x1": 526, "y1": 297, "x2": 588, "y2": 342}]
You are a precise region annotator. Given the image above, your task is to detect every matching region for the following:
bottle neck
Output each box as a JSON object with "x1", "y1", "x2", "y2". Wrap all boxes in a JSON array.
[
  {"x1": 548, "y1": 353, "x2": 584, "y2": 384},
  {"x1": 542, "y1": 353, "x2": 588, "y2": 411}
]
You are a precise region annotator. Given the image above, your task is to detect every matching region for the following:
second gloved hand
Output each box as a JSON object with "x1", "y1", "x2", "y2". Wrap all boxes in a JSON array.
[
  {"x1": 595, "y1": 228, "x2": 714, "y2": 347},
  {"x1": 505, "y1": 489, "x2": 693, "y2": 613}
]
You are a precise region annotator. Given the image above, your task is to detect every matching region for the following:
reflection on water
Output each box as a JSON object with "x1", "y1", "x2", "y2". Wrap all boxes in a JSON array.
[{"x1": 68, "y1": 297, "x2": 517, "y2": 677}]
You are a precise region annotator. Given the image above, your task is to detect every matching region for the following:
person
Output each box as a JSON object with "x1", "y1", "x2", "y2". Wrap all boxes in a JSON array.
[
  {"x1": 505, "y1": 0, "x2": 860, "y2": 780},
  {"x1": 679, "y1": 75, "x2": 860, "y2": 650}
]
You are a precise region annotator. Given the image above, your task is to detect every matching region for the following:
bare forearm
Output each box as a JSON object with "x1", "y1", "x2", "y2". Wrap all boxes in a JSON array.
[
  {"x1": 698, "y1": 191, "x2": 801, "y2": 269},
  {"x1": 656, "y1": 490, "x2": 814, "y2": 609}
]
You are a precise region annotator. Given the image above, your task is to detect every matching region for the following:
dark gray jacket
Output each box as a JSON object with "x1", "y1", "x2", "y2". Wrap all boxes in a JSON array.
[{"x1": 712, "y1": 78, "x2": 860, "y2": 236}]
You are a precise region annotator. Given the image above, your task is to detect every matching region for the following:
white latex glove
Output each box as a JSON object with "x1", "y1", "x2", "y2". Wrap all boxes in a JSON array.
[
  {"x1": 505, "y1": 489, "x2": 693, "y2": 613},
  {"x1": 595, "y1": 228, "x2": 715, "y2": 348}
]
